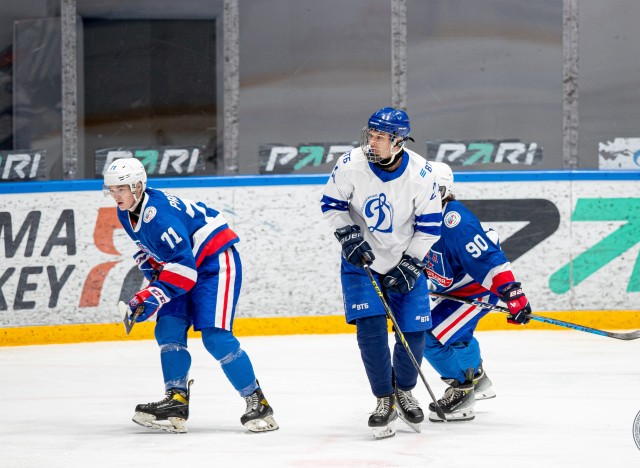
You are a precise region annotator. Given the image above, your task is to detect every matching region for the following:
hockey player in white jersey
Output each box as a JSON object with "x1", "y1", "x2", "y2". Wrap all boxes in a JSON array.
[
  {"x1": 104, "y1": 158, "x2": 278, "y2": 434},
  {"x1": 321, "y1": 107, "x2": 442, "y2": 439},
  {"x1": 423, "y1": 162, "x2": 532, "y2": 422}
]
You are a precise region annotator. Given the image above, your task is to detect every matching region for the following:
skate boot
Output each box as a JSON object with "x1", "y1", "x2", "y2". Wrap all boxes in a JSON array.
[
  {"x1": 132, "y1": 380, "x2": 194, "y2": 433},
  {"x1": 241, "y1": 386, "x2": 279, "y2": 432},
  {"x1": 473, "y1": 366, "x2": 496, "y2": 400},
  {"x1": 394, "y1": 388, "x2": 424, "y2": 433},
  {"x1": 428, "y1": 377, "x2": 475, "y2": 423},
  {"x1": 368, "y1": 394, "x2": 398, "y2": 439}
]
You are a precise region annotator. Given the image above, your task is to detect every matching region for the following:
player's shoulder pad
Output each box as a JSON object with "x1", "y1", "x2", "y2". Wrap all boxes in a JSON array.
[
  {"x1": 404, "y1": 149, "x2": 435, "y2": 181},
  {"x1": 338, "y1": 147, "x2": 366, "y2": 168}
]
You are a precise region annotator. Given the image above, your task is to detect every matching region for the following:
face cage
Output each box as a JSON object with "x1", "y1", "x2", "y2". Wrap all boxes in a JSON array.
[{"x1": 360, "y1": 126, "x2": 405, "y2": 163}]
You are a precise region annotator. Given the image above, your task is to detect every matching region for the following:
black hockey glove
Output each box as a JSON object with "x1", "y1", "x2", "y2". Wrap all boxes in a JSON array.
[
  {"x1": 498, "y1": 282, "x2": 532, "y2": 325},
  {"x1": 334, "y1": 225, "x2": 375, "y2": 268},
  {"x1": 383, "y1": 255, "x2": 426, "y2": 294}
]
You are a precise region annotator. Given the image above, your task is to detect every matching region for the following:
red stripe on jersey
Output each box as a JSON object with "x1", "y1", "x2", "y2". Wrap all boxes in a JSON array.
[
  {"x1": 158, "y1": 269, "x2": 196, "y2": 293},
  {"x1": 490, "y1": 270, "x2": 516, "y2": 294},
  {"x1": 221, "y1": 250, "x2": 231, "y2": 327},
  {"x1": 450, "y1": 281, "x2": 488, "y2": 298},
  {"x1": 435, "y1": 305, "x2": 477, "y2": 341},
  {"x1": 196, "y1": 228, "x2": 238, "y2": 267}
]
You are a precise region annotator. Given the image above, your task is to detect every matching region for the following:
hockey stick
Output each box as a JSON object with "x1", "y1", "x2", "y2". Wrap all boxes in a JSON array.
[
  {"x1": 363, "y1": 264, "x2": 446, "y2": 421},
  {"x1": 430, "y1": 292, "x2": 640, "y2": 341},
  {"x1": 122, "y1": 270, "x2": 161, "y2": 334},
  {"x1": 121, "y1": 301, "x2": 144, "y2": 335}
]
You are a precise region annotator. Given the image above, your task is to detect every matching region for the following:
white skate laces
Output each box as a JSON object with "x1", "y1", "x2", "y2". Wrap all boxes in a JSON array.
[{"x1": 396, "y1": 389, "x2": 420, "y2": 411}]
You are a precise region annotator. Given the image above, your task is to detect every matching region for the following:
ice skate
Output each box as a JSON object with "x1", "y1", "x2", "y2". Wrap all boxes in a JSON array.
[
  {"x1": 241, "y1": 387, "x2": 279, "y2": 432},
  {"x1": 368, "y1": 394, "x2": 398, "y2": 439},
  {"x1": 394, "y1": 388, "x2": 423, "y2": 433},
  {"x1": 428, "y1": 378, "x2": 475, "y2": 423},
  {"x1": 473, "y1": 366, "x2": 496, "y2": 400},
  {"x1": 132, "y1": 380, "x2": 193, "y2": 433}
]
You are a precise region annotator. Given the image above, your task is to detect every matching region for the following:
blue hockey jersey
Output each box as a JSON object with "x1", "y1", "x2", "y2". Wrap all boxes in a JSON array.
[
  {"x1": 117, "y1": 188, "x2": 239, "y2": 301},
  {"x1": 424, "y1": 199, "x2": 515, "y2": 300}
]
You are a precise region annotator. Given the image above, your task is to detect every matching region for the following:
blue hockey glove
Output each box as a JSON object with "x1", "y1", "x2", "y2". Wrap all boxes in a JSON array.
[
  {"x1": 498, "y1": 282, "x2": 532, "y2": 325},
  {"x1": 133, "y1": 250, "x2": 163, "y2": 281},
  {"x1": 128, "y1": 286, "x2": 169, "y2": 322},
  {"x1": 334, "y1": 225, "x2": 375, "y2": 268},
  {"x1": 383, "y1": 255, "x2": 426, "y2": 294}
]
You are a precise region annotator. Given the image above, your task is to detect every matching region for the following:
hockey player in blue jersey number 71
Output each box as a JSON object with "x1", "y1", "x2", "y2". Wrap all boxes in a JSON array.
[
  {"x1": 423, "y1": 161, "x2": 532, "y2": 423},
  {"x1": 321, "y1": 107, "x2": 442, "y2": 439},
  {"x1": 104, "y1": 158, "x2": 278, "y2": 434}
]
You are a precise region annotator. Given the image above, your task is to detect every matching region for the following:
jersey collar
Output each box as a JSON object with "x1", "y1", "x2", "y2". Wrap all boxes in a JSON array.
[{"x1": 368, "y1": 152, "x2": 409, "y2": 182}]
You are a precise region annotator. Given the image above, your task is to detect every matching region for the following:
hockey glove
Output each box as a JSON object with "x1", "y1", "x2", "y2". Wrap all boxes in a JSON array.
[
  {"x1": 133, "y1": 250, "x2": 163, "y2": 281},
  {"x1": 334, "y1": 225, "x2": 375, "y2": 268},
  {"x1": 383, "y1": 255, "x2": 427, "y2": 294},
  {"x1": 499, "y1": 282, "x2": 532, "y2": 325},
  {"x1": 128, "y1": 286, "x2": 170, "y2": 322}
]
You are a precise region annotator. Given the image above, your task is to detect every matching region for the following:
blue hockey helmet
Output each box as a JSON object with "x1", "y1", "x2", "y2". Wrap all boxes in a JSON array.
[
  {"x1": 360, "y1": 107, "x2": 411, "y2": 163},
  {"x1": 366, "y1": 107, "x2": 411, "y2": 140}
]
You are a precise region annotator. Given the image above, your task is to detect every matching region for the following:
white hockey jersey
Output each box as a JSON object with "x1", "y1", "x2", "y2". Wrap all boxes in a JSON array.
[{"x1": 321, "y1": 147, "x2": 442, "y2": 273}]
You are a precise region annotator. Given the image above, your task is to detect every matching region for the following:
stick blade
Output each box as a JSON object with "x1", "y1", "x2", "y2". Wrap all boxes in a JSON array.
[
  {"x1": 612, "y1": 329, "x2": 640, "y2": 341},
  {"x1": 120, "y1": 301, "x2": 134, "y2": 334}
]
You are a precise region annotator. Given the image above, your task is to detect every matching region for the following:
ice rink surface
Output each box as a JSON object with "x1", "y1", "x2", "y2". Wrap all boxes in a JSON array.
[{"x1": 3, "y1": 330, "x2": 640, "y2": 467}]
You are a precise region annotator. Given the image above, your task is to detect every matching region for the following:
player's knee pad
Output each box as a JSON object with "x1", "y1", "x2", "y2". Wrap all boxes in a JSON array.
[
  {"x1": 356, "y1": 315, "x2": 388, "y2": 343},
  {"x1": 451, "y1": 338, "x2": 482, "y2": 371},
  {"x1": 154, "y1": 315, "x2": 189, "y2": 346},
  {"x1": 401, "y1": 330, "x2": 426, "y2": 349},
  {"x1": 450, "y1": 338, "x2": 479, "y2": 354},
  {"x1": 356, "y1": 315, "x2": 393, "y2": 396},
  {"x1": 201, "y1": 327, "x2": 241, "y2": 361}
]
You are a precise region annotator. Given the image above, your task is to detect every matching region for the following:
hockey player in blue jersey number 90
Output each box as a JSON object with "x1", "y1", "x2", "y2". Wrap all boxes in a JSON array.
[
  {"x1": 320, "y1": 107, "x2": 443, "y2": 439},
  {"x1": 104, "y1": 158, "x2": 278, "y2": 434},
  {"x1": 422, "y1": 161, "x2": 532, "y2": 423}
]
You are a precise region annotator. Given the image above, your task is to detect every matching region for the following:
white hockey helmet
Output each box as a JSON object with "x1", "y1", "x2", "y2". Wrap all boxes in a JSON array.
[
  {"x1": 431, "y1": 161, "x2": 454, "y2": 199},
  {"x1": 103, "y1": 158, "x2": 147, "y2": 193}
]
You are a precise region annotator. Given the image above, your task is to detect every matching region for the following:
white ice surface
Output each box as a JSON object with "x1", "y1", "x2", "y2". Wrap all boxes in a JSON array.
[{"x1": 3, "y1": 330, "x2": 640, "y2": 467}]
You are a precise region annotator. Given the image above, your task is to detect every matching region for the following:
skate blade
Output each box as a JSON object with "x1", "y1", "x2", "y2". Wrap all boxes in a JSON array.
[
  {"x1": 371, "y1": 421, "x2": 396, "y2": 439},
  {"x1": 397, "y1": 412, "x2": 422, "y2": 433},
  {"x1": 132, "y1": 412, "x2": 187, "y2": 433},
  {"x1": 428, "y1": 409, "x2": 475, "y2": 423},
  {"x1": 243, "y1": 415, "x2": 279, "y2": 433},
  {"x1": 475, "y1": 388, "x2": 496, "y2": 400}
]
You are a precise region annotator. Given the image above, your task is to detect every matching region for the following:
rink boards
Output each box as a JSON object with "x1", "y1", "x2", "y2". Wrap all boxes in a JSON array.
[{"x1": 1, "y1": 171, "x2": 639, "y2": 345}]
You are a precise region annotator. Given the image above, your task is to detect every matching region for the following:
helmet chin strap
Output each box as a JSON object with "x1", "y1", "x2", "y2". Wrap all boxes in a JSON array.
[
  {"x1": 377, "y1": 140, "x2": 405, "y2": 167},
  {"x1": 128, "y1": 184, "x2": 144, "y2": 213}
]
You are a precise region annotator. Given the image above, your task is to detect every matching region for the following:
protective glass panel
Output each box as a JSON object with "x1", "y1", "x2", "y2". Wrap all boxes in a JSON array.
[
  {"x1": 238, "y1": 0, "x2": 392, "y2": 175},
  {"x1": 406, "y1": 0, "x2": 563, "y2": 171},
  {"x1": 579, "y1": 0, "x2": 640, "y2": 170}
]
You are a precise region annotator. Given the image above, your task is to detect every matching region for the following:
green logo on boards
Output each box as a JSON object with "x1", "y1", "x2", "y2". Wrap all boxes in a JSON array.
[{"x1": 549, "y1": 198, "x2": 640, "y2": 293}]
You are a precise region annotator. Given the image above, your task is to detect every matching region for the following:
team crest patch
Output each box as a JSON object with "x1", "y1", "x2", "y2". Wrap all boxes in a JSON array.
[
  {"x1": 143, "y1": 206, "x2": 157, "y2": 223},
  {"x1": 444, "y1": 211, "x2": 461, "y2": 228}
]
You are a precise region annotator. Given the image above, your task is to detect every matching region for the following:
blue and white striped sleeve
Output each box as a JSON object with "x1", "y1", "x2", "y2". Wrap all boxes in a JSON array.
[{"x1": 320, "y1": 162, "x2": 355, "y2": 230}]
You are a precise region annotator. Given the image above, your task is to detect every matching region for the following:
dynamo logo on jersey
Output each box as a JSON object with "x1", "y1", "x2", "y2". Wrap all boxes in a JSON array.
[{"x1": 363, "y1": 193, "x2": 394, "y2": 233}]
